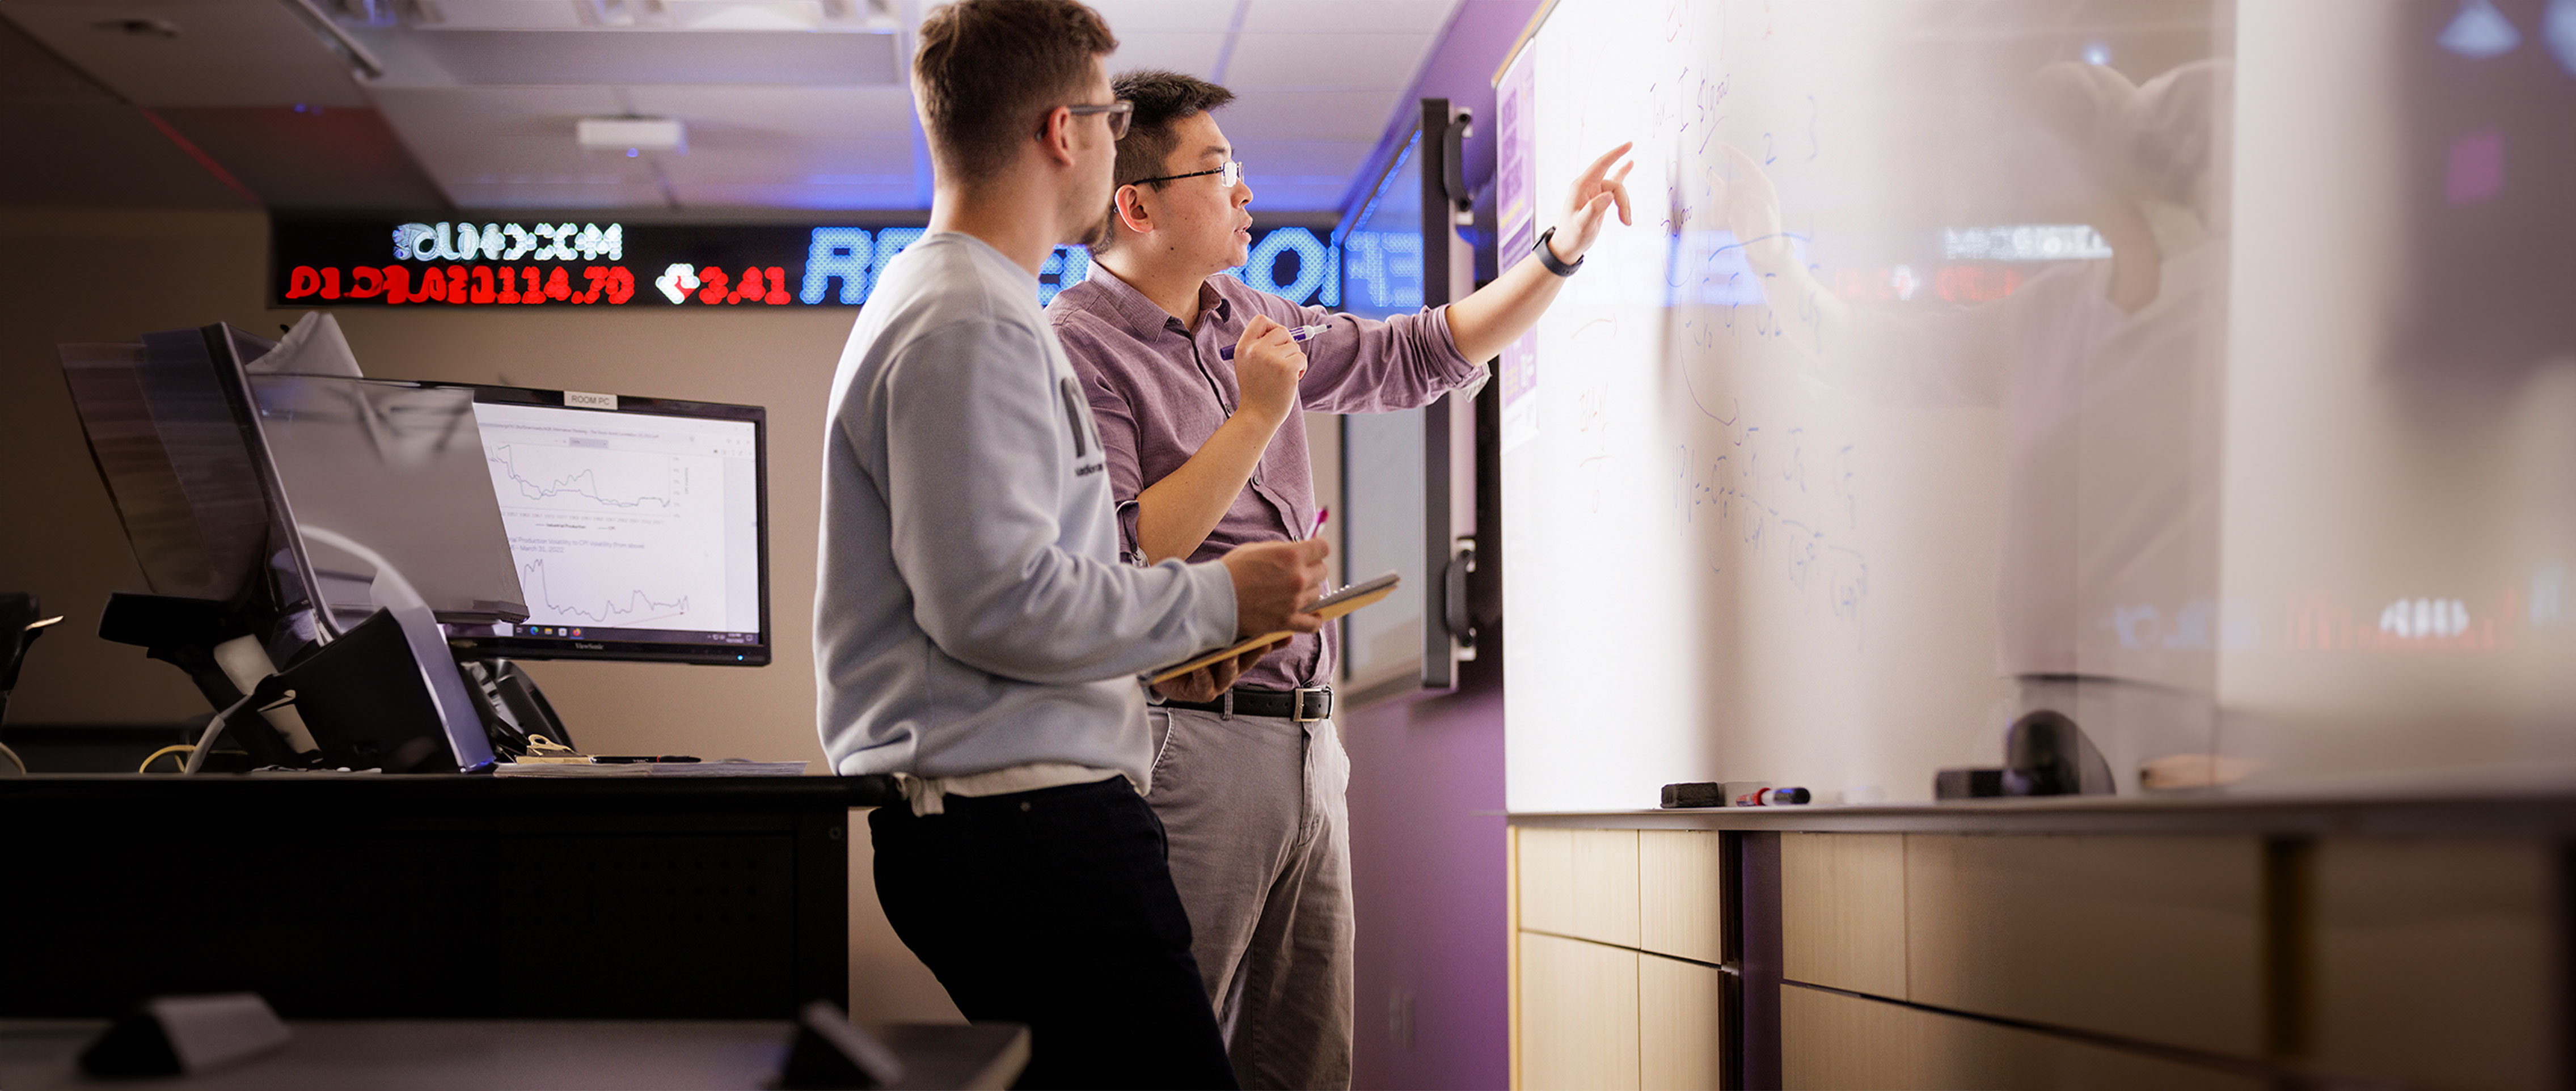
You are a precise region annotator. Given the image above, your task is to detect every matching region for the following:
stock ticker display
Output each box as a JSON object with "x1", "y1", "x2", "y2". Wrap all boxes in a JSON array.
[{"x1": 271, "y1": 218, "x2": 1344, "y2": 310}]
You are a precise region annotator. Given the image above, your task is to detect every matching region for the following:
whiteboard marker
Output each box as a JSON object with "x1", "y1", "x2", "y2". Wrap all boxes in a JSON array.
[
  {"x1": 1733, "y1": 786, "x2": 1811, "y2": 806},
  {"x1": 1219, "y1": 324, "x2": 1329, "y2": 360}
]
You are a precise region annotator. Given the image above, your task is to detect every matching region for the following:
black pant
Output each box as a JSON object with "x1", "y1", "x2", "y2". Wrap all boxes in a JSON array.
[{"x1": 871, "y1": 776, "x2": 1239, "y2": 1090}]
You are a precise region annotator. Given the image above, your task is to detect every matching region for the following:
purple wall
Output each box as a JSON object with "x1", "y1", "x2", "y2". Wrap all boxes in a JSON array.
[
  {"x1": 1343, "y1": 6, "x2": 1545, "y2": 1088},
  {"x1": 1345, "y1": 666, "x2": 1508, "y2": 1090}
]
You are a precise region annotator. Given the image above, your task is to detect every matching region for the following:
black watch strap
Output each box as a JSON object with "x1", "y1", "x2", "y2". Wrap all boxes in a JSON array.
[{"x1": 1534, "y1": 226, "x2": 1582, "y2": 277}]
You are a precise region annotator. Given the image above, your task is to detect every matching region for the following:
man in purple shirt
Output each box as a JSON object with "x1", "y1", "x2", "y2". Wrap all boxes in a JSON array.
[{"x1": 1046, "y1": 70, "x2": 1631, "y2": 1089}]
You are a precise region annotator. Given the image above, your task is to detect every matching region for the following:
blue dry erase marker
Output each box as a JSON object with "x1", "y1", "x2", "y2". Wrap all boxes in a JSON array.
[{"x1": 1218, "y1": 324, "x2": 1329, "y2": 360}]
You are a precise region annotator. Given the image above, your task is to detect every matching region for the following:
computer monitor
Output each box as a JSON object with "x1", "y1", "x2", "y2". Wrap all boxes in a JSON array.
[{"x1": 445, "y1": 385, "x2": 770, "y2": 666}]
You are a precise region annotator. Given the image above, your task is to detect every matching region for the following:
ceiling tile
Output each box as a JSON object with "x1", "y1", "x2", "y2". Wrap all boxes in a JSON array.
[
  {"x1": 370, "y1": 85, "x2": 644, "y2": 202},
  {"x1": 0, "y1": 0, "x2": 369, "y2": 108},
  {"x1": 1103, "y1": 31, "x2": 1224, "y2": 79},
  {"x1": 1213, "y1": 88, "x2": 1400, "y2": 143},
  {"x1": 398, "y1": 28, "x2": 903, "y2": 85},
  {"x1": 1084, "y1": 0, "x2": 1239, "y2": 35},
  {"x1": 620, "y1": 86, "x2": 918, "y2": 144},
  {"x1": 1233, "y1": 138, "x2": 1370, "y2": 194},
  {"x1": 1223, "y1": 31, "x2": 1433, "y2": 91},
  {"x1": 669, "y1": 180, "x2": 921, "y2": 209},
  {"x1": 0, "y1": 12, "x2": 115, "y2": 102},
  {"x1": 158, "y1": 105, "x2": 449, "y2": 209},
  {"x1": 444, "y1": 177, "x2": 673, "y2": 208},
  {"x1": 1239, "y1": 0, "x2": 1458, "y2": 34}
]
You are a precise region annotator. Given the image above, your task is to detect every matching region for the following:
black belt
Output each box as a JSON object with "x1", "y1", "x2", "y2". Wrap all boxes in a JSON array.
[{"x1": 1159, "y1": 685, "x2": 1333, "y2": 722}]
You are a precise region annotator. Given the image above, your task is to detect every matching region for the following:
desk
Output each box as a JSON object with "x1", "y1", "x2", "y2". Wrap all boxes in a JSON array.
[
  {"x1": 0, "y1": 1018, "x2": 1027, "y2": 1090},
  {"x1": 0, "y1": 775, "x2": 898, "y2": 1019}
]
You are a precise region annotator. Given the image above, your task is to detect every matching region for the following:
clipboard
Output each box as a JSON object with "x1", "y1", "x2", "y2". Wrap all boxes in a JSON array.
[{"x1": 1148, "y1": 572, "x2": 1400, "y2": 685}]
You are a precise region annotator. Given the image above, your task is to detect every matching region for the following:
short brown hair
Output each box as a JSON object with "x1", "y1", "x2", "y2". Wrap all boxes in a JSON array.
[
  {"x1": 913, "y1": 0, "x2": 1118, "y2": 180},
  {"x1": 1095, "y1": 69, "x2": 1235, "y2": 251}
]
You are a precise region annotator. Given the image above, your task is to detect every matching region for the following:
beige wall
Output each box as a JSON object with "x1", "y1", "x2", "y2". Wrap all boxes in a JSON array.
[{"x1": 0, "y1": 205, "x2": 961, "y2": 1022}]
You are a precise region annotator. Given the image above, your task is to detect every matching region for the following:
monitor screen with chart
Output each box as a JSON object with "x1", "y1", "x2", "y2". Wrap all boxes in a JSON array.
[{"x1": 449, "y1": 386, "x2": 768, "y2": 665}]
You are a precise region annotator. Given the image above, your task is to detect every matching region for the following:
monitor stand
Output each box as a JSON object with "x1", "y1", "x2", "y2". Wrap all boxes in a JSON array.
[{"x1": 458, "y1": 658, "x2": 572, "y2": 755}]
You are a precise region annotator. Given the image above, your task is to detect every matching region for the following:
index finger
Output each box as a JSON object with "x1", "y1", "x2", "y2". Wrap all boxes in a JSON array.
[
  {"x1": 1607, "y1": 160, "x2": 1635, "y2": 225},
  {"x1": 1581, "y1": 141, "x2": 1635, "y2": 183}
]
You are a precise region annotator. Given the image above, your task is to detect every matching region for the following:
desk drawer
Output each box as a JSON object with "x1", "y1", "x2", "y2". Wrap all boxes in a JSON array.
[
  {"x1": 1518, "y1": 827, "x2": 1641, "y2": 947},
  {"x1": 1782, "y1": 832, "x2": 1907, "y2": 999},
  {"x1": 1905, "y1": 834, "x2": 2263, "y2": 1058},
  {"x1": 1519, "y1": 931, "x2": 1640, "y2": 1090},
  {"x1": 1783, "y1": 984, "x2": 2265, "y2": 1090},
  {"x1": 1640, "y1": 829, "x2": 1725, "y2": 964}
]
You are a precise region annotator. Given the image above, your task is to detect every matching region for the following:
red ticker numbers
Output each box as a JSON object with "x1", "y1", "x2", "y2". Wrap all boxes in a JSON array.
[
  {"x1": 657, "y1": 264, "x2": 792, "y2": 306},
  {"x1": 283, "y1": 264, "x2": 637, "y2": 306},
  {"x1": 285, "y1": 262, "x2": 789, "y2": 306}
]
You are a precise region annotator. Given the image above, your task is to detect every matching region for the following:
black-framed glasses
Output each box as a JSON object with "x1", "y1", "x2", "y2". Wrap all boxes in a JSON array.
[
  {"x1": 1131, "y1": 160, "x2": 1245, "y2": 189},
  {"x1": 1066, "y1": 99, "x2": 1133, "y2": 139}
]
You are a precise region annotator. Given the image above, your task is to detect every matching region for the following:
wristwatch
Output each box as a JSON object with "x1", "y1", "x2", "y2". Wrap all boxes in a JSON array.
[{"x1": 1534, "y1": 226, "x2": 1583, "y2": 277}]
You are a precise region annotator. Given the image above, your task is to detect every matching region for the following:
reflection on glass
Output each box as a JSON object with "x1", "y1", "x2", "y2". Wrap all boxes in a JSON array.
[{"x1": 246, "y1": 375, "x2": 527, "y2": 631}]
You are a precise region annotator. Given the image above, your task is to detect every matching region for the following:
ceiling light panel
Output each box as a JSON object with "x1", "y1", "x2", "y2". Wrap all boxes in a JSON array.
[{"x1": 576, "y1": 115, "x2": 682, "y2": 150}]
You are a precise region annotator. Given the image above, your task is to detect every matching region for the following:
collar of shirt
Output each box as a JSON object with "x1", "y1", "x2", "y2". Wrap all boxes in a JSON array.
[{"x1": 1080, "y1": 261, "x2": 1234, "y2": 344}]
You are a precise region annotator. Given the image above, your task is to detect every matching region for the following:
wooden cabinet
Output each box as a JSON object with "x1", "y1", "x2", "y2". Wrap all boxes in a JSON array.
[
  {"x1": 1517, "y1": 821, "x2": 2570, "y2": 1090},
  {"x1": 1514, "y1": 827, "x2": 1724, "y2": 1090},
  {"x1": 2310, "y1": 838, "x2": 2558, "y2": 1091},
  {"x1": 1903, "y1": 834, "x2": 2264, "y2": 1057}
]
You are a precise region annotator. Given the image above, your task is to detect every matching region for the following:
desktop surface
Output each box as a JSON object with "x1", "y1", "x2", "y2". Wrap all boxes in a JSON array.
[{"x1": 0, "y1": 1018, "x2": 1028, "y2": 1090}]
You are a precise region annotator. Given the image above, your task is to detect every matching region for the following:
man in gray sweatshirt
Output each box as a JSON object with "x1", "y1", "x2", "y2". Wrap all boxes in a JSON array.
[{"x1": 814, "y1": 2, "x2": 1329, "y2": 1086}]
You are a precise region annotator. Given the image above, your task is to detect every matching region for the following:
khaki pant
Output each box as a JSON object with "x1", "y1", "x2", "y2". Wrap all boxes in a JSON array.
[{"x1": 1146, "y1": 704, "x2": 1354, "y2": 1091}]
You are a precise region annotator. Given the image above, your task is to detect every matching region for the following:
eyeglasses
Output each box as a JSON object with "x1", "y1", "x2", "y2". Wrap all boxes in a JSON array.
[
  {"x1": 1131, "y1": 160, "x2": 1244, "y2": 189},
  {"x1": 1066, "y1": 99, "x2": 1133, "y2": 139}
]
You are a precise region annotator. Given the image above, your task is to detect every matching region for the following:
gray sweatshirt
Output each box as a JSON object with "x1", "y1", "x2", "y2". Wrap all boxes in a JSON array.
[{"x1": 816, "y1": 232, "x2": 1238, "y2": 782}]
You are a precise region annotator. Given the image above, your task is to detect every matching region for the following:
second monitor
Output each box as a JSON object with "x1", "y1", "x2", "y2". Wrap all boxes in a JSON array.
[{"x1": 449, "y1": 385, "x2": 770, "y2": 666}]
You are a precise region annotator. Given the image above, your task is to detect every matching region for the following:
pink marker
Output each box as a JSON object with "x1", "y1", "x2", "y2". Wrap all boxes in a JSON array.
[
  {"x1": 1219, "y1": 324, "x2": 1329, "y2": 360},
  {"x1": 1310, "y1": 506, "x2": 1330, "y2": 540}
]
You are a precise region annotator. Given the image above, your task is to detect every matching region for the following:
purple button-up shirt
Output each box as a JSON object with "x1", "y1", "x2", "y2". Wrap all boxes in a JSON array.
[{"x1": 1046, "y1": 264, "x2": 1484, "y2": 690}]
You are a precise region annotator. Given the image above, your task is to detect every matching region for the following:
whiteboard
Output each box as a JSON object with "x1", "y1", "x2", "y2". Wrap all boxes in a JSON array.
[
  {"x1": 1498, "y1": 0, "x2": 2237, "y2": 812},
  {"x1": 1501, "y1": 0, "x2": 2576, "y2": 812}
]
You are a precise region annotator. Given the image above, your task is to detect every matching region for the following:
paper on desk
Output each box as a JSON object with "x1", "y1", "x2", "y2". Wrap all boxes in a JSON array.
[
  {"x1": 492, "y1": 759, "x2": 810, "y2": 777},
  {"x1": 495, "y1": 762, "x2": 650, "y2": 777}
]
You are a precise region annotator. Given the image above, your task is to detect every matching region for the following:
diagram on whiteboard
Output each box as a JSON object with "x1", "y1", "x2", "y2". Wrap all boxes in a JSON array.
[{"x1": 471, "y1": 402, "x2": 760, "y2": 636}]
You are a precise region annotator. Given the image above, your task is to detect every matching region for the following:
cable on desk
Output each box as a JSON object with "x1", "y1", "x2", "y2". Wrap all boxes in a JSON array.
[
  {"x1": 0, "y1": 741, "x2": 23, "y2": 775},
  {"x1": 138, "y1": 745, "x2": 195, "y2": 774}
]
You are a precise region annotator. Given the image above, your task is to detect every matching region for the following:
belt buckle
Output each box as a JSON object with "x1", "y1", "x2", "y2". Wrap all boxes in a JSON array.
[{"x1": 1292, "y1": 686, "x2": 1331, "y2": 722}]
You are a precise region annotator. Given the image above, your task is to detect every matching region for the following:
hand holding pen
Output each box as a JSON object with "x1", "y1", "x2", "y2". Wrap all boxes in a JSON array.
[
  {"x1": 1219, "y1": 323, "x2": 1329, "y2": 360},
  {"x1": 1230, "y1": 315, "x2": 1310, "y2": 426}
]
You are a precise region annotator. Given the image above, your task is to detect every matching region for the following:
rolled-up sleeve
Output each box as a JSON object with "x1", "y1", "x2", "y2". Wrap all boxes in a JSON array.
[
  {"x1": 1290, "y1": 301, "x2": 1488, "y2": 415},
  {"x1": 1076, "y1": 367, "x2": 1150, "y2": 565},
  {"x1": 873, "y1": 317, "x2": 1235, "y2": 682}
]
